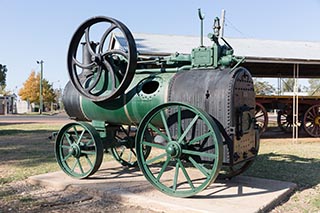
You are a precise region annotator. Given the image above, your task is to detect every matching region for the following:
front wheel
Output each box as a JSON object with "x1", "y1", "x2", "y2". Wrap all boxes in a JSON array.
[
  {"x1": 135, "y1": 102, "x2": 223, "y2": 197},
  {"x1": 55, "y1": 122, "x2": 104, "y2": 179}
]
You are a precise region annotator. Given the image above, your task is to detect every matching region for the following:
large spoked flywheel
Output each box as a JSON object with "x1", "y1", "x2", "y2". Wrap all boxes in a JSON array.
[
  {"x1": 55, "y1": 122, "x2": 104, "y2": 179},
  {"x1": 67, "y1": 16, "x2": 137, "y2": 102},
  {"x1": 135, "y1": 102, "x2": 223, "y2": 197}
]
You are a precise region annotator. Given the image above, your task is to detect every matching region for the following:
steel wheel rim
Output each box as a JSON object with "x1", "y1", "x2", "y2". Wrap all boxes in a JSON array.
[
  {"x1": 55, "y1": 122, "x2": 103, "y2": 179},
  {"x1": 136, "y1": 102, "x2": 223, "y2": 197}
]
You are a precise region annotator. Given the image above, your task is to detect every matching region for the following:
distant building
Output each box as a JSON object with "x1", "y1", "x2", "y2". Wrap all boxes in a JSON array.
[{"x1": 0, "y1": 94, "x2": 17, "y2": 114}]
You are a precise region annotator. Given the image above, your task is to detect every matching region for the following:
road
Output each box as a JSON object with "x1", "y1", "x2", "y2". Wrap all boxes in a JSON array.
[{"x1": 0, "y1": 112, "x2": 71, "y2": 124}]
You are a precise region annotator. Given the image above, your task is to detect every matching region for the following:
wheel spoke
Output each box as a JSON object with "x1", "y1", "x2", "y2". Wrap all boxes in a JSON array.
[
  {"x1": 127, "y1": 149, "x2": 133, "y2": 162},
  {"x1": 188, "y1": 131, "x2": 212, "y2": 145},
  {"x1": 160, "y1": 110, "x2": 172, "y2": 141},
  {"x1": 87, "y1": 139, "x2": 94, "y2": 146},
  {"x1": 173, "y1": 162, "x2": 179, "y2": 191},
  {"x1": 61, "y1": 145, "x2": 70, "y2": 150},
  {"x1": 77, "y1": 129, "x2": 86, "y2": 144},
  {"x1": 177, "y1": 106, "x2": 182, "y2": 138},
  {"x1": 84, "y1": 70, "x2": 103, "y2": 93},
  {"x1": 64, "y1": 133, "x2": 73, "y2": 146},
  {"x1": 177, "y1": 159, "x2": 194, "y2": 190},
  {"x1": 146, "y1": 153, "x2": 167, "y2": 165},
  {"x1": 85, "y1": 28, "x2": 96, "y2": 56},
  {"x1": 62, "y1": 152, "x2": 73, "y2": 162},
  {"x1": 142, "y1": 141, "x2": 166, "y2": 150},
  {"x1": 156, "y1": 156, "x2": 171, "y2": 181},
  {"x1": 188, "y1": 156, "x2": 210, "y2": 177},
  {"x1": 129, "y1": 147, "x2": 137, "y2": 156},
  {"x1": 73, "y1": 57, "x2": 95, "y2": 69},
  {"x1": 85, "y1": 155, "x2": 94, "y2": 168},
  {"x1": 148, "y1": 123, "x2": 170, "y2": 142},
  {"x1": 182, "y1": 149, "x2": 216, "y2": 159},
  {"x1": 98, "y1": 23, "x2": 117, "y2": 53},
  {"x1": 102, "y1": 59, "x2": 116, "y2": 90},
  {"x1": 73, "y1": 126, "x2": 79, "y2": 139},
  {"x1": 118, "y1": 146, "x2": 125, "y2": 157},
  {"x1": 71, "y1": 159, "x2": 78, "y2": 172},
  {"x1": 177, "y1": 114, "x2": 199, "y2": 144},
  {"x1": 77, "y1": 158, "x2": 84, "y2": 174}
]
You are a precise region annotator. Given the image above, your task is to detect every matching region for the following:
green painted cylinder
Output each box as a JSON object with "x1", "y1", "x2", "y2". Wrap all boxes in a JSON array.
[{"x1": 63, "y1": 72, "x2": 175, "y2": 125}]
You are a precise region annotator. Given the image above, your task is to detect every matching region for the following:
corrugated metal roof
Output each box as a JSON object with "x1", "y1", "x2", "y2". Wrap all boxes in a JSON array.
[
  {"x1": 128, "y1": 33, "x2": 320, "y2": 63},
  {"x1": 113, "y1": 33, "x2": 320, "y2": 77}
]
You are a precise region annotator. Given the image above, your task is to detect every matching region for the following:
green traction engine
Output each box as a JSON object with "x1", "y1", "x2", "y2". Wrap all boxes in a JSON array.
[{"x1": 55, "y1": 12, "x2": 259, "y2": 197}]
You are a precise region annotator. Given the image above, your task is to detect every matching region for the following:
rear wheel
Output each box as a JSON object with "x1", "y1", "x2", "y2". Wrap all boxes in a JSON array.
[{"x1": 110, "y1": 126, "x2": 151, "y2": 167}]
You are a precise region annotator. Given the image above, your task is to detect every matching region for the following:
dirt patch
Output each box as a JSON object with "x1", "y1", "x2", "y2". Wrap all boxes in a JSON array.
[{"x1": 0, "y1": 181, "x2": 158, "y2": 213}]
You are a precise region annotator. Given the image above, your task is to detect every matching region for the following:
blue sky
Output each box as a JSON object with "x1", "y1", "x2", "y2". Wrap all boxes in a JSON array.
[{"x1": 1, "y1": 0, "x2": 320, "y2": 93}]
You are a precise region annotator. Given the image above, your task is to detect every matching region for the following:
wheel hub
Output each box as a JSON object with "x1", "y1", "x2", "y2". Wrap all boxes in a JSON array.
[
  {"x1": 315, "y1": 116, "x2": 320, "y2": 126},
  {"x1": 69, "y1": 144, "x2": 81, "y2": 158},
  {"x1": 166, "y1": 141, "x2": 181, "y2": 158}
]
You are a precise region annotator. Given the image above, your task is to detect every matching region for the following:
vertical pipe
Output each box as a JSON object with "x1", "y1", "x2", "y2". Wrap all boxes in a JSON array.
[
  {"x1": 220, "y1": 9, "x2": 226, "y2": 38},
  {"x1": 198, "y1": 8, "x2": 204, "y2": 47}
]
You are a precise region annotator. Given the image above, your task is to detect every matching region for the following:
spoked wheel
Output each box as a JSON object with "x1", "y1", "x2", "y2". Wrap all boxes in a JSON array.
[
  {"x1": 110, "y1": 126, "x2": 151, "y2": 167},
  {"x1": 67, "y1": 16, "x2": 137, "y2": 102},
  {"x1": 303, "y1": 104, "x2": 320, "y2": 137},
  {"x1": 55, "y1": 122, "x2": 103, "y2": 179},
  {"x1": 277, "y1": 109, "x2": 294, "y2": 132},
  {"x1": 136, "y1": 102, "x2": 223, "y2": 197},
  {"x1": 255, "y1": 103, "x2": 268, "y2": 135},
  {"x1": 277, "y1": 109, "x2": 301, "y2": 132}
]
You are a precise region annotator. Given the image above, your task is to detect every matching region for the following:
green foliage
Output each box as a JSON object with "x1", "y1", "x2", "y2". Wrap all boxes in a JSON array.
[
  {"x1": 282, "y1": 78, "x2": 295, "y2": 92},
  {"x1": 254, "y1": 79, "x2": 276, "y2": 95},
  {"x1": 18, "y1": 70, "x2": 56, "y2": 105},
  {"x1": 308, "y1": 79, "x2": 320, "y2": 95},
  {"x1": 0, "y1": 64, "x2": 8, "y2": 94},
  {"x1": 0, "y1": 64, "x2": 7, "y2": 88}
]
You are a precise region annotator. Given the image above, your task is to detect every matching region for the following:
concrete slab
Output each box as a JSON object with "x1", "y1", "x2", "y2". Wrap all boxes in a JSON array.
[{"x1": 28, "y1": 161, "x2": 296, "y2": 213}]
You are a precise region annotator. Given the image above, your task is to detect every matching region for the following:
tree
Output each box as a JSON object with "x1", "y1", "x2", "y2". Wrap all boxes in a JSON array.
[
  {"x1": 18, "y1": 70, "x2": 56, "y2": 108},
  {"x1": 308, "y1": 79, "x2": 320, "y2": 96},
  {"x1": 281, "y1": 78, "x2": 295, "y2": 92},
  {"x1": 0, "y1": 64, "x2": 8, "y2": 92},
  {"x1": 254, "y1": 79, "x2": 276, "y2": 95}
]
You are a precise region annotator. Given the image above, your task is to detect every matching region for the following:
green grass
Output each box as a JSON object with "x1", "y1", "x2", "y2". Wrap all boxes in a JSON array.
[
  {"x1": 245, "y1": 140, "x2": 320, "y2": 187},
  {"x1": 0, "y1": 123, "x2": 62, "y2": 185},
  {"x1": 244, "y1": 139, "x2": 320, "y2": 212}
]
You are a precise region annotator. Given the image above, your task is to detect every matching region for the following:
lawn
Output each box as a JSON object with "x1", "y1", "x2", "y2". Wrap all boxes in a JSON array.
[{"x1": 245, "y1": 138, "x2": 320, "y2": 212}]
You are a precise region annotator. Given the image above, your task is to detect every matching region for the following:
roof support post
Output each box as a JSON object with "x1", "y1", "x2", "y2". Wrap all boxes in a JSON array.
[{"x1": 292, "y1": 64, "x2": 299, "y2": 142}]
